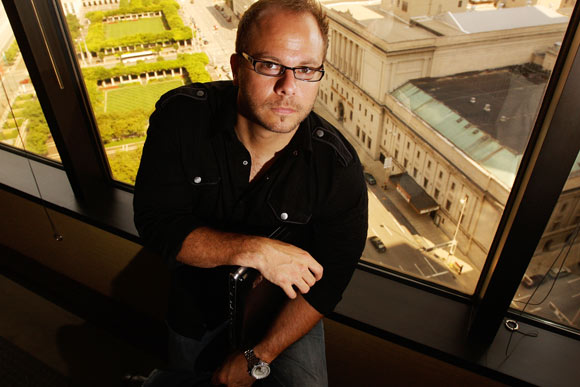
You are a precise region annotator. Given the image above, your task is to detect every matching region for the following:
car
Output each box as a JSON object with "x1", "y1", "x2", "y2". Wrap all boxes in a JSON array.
[
  {"x1": 548, "y1": 266, "x2": 572, "y2": 279},
  {"x1": 364, "y1": 172, "x2": 377, "y2": 185},
  {"x1": 368, "y1": 236, "x2": 386, "y2": 253},
  {"x1": 521, "y1": 274, "x2": 544, "y2": 289}
]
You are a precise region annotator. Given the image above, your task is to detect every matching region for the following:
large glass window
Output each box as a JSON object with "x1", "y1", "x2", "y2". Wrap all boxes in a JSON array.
[
  {"x1": 60, "y1": 0, "x2": 238, "y2": 184},
  {"x1": 0, "y1": 3, "x2": 60, "y2": 162},
  {"x1": 512, "y1": 151, "x2": 580, "y2": 332},
  {"x1": 315, "y1": 2, "x2": 574, "y2": 295}
]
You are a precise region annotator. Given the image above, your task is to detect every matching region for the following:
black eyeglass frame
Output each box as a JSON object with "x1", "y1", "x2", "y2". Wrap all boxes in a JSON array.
[{"x1": 239, "y1": 52, "x2": 325, "y2": 82}]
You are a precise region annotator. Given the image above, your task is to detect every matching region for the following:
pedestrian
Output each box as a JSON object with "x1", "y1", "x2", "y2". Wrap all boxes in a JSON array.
[{"x1": 133, "y1": 0, "x2": 368, "y2": 385}]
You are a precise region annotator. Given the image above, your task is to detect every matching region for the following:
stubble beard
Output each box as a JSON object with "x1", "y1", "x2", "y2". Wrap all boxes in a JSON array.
[{"x1": 240, "y1": 89, "x2": 315, "y2": 134}]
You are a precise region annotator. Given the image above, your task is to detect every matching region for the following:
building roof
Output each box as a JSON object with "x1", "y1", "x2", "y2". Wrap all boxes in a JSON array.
[
  {"x1": 392, "y1": 65, "x2": 550, "y2": 188},
  {"x1": 437, "y1": 5, "x2": 569, "y2": 34},
  {"x1": 325, "y1": 1, "x2": 437, "y2": 42}
]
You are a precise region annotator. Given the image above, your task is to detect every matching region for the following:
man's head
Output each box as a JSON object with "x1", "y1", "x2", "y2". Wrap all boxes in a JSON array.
[
  {"x1": 231, "y1": 0, "x2": 328, "y2": 134},
  {"x1": 235, "y1": 0, "x2": 329, "y2": 60}
]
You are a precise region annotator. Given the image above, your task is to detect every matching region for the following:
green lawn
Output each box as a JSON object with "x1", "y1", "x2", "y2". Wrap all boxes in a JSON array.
[
  {"x1": 105, "y1": 80, "x2": 183, "y2": 113},
  {"x1": 104, "y1": 17, "x2": 166, "y2": 39}
]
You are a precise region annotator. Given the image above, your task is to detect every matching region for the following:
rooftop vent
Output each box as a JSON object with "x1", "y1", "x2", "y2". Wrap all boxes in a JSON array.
[
  {"x1": 470, "y1": 97, "x2": 476, "y2": 104},
  {"x1": 483, "y1": 104, "x2": 491, "y2": 112}
]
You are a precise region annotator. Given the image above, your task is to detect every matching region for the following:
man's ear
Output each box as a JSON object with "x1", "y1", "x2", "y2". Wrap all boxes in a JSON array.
[{"x1": 230, "y1": 53, "x2": 240, "y2": 85}]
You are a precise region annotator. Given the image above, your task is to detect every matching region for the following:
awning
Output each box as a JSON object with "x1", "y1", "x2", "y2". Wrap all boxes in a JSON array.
[{"x1": 389, "y1": 173, "x2": 440, "y2": 215}]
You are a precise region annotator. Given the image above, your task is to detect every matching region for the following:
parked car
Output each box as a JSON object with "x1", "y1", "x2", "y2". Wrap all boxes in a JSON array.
[
  {"x1": 369, "y1": 236, "x2": 386, "y2": 253},
  {"x1": 521, "y1": 274, "x2": 544, "y2": 289},
  {"x1": 548, "y1": 266, "x2": 572, "y2": 279},
  {"x1": 364, "y1": 172, "x2": 377, "y2": 185}
]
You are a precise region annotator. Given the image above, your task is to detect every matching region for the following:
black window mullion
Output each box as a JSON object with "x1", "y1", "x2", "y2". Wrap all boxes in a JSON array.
[
  {"x1": 469, "y1": 8, "x2": 580, "y2": 343},
  {"x1": 2, "y1": 0, "x2": 111, "y2": 201}
]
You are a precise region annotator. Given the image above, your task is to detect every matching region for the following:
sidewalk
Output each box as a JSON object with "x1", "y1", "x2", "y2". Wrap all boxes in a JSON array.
[{"x1": 313, "y1": 101, "x2": 480, "y2": 292}]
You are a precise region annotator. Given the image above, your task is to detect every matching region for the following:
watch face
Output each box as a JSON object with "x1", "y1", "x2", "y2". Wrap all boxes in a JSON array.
[{"x1": 251, "y1": 363, "x2": 271, "y2": 379}]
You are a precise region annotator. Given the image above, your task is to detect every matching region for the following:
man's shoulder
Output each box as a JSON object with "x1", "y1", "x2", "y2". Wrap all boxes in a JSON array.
[
  {"x1": 307, "y1": 112, "x2": 359, "y2": 168},
  {"x1": 155, "y1": 81, "x2": 236, "y2": 110}
]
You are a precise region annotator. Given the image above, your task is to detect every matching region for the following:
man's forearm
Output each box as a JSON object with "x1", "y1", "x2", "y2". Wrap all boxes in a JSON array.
[
  {"x1": 176, "y1": 227, "x2": 324, "y2": 299},
  {"x1": 253, "y1": 294, "x2": 323, "y2": 364}
]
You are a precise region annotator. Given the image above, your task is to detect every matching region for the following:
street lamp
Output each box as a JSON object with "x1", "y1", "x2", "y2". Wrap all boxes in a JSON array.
[{"x1": 449, "y1": 196, "x2": 467, "y2": 255}]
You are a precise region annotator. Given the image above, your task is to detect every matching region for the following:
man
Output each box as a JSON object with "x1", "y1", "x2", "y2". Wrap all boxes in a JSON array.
[{"x1": 133, "y1": 0, "x2": 368, "y2": 385}]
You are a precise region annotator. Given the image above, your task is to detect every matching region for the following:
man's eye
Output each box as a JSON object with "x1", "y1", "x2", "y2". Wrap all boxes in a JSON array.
[
  {"x1": 296, "y1": 67, "x2": 315, "y2": 74},
  {"x1": 262, "y1": 62, "x2": 281, "y2": 70}
]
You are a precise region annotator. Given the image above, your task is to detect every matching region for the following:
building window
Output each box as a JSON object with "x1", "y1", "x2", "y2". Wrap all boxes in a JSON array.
[
  {"x1": 413, "y1": 168, "x2": 418, "y2": 178},
  {"x1": 367, "y1": 138, "x2": 372, "y2": 149},
  {"x1": 427, "y1": 160, "x2": 432, "y2": 169},
  {"x1": 371, "y1": 114, "x2": 373, "y2": 122},
  {"x1": 561, "y1": 203, "x2": 568, "y2": 213},
  {"x1": 417, "y1": 151, "x2": 421, "y2": 158},
  {"x1": 362, "y1": 132, "x2": 366, "y2": 142},
  {"x1": 397, "y1": 133, "x2": 401, "y2": 141},
  {"x1": 446, "y1": 200, "x2": 452, "y2": 211},
  {"x1": 439, "y1": 171, "x2": 444, "y2": 179},
  {"x1": 451, "y1": 182, "x2": 456, "y2": 191},
  {"x1": 331, "y1": 92, "x2": 333, "y2": 101},
  {"x1": 395, "y1": 149, "x2": 399, "y2": 159},
  {"x1": 350, "y1": 111, "x2": 353, "y2": 121},
  {"x1": 458, "y1": 0, "x2": 462, "y2": 7},
  {"x1": 434, "y1": 188, "x2": 440, "y2": 199},
  {"x1": 423, "y1": 178, "x2": 429, "y2": 188},
  {"x1": 402, "y1": 1, "x2": 408, "y2": 12},
  {"x1": 356, "y1": 126, "x2": 361, "y2": 138},
  {"x1": 407, "y1": 142, "x2": 411, "y2": 149},
  {"x1": 404, "y1": 158, "x2": 408, "y2": 168}
]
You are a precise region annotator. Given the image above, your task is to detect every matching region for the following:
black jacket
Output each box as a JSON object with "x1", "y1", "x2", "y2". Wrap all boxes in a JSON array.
[{"x1": 133, "y1": 81, "x2": 368, "y2": 338}]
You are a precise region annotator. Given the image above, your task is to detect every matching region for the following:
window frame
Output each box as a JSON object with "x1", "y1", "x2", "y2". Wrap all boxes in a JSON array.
[{"x1": 0, "y1": 0, "x2": 579, "y2": 379}]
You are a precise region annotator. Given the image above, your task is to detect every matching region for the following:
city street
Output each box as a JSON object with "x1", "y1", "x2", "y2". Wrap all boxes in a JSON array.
[{"x1": 178, "y1": 0, "x2": 238, "y2": 80}]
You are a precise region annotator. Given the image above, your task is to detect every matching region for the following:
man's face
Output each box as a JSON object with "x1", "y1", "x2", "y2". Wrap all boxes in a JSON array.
[{"x1": 232, "y1": 9, "x2": 325, "y2": 134}]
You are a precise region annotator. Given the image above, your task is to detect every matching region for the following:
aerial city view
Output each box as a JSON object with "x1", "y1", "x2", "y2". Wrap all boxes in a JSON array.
[{"x1": 1, "y1": 0, "x2": 579, "y2": 329}]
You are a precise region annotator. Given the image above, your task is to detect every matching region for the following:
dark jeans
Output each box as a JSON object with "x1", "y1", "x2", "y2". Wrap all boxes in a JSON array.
[{"x1": 143, "y1": 321, "x2": 328, "y2": 387}]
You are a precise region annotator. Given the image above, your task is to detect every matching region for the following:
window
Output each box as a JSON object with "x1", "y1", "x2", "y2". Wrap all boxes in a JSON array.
[
  {"x1": 367, "y1": 137, "x2": 372, "y2": 149},
  {"x1": 3, "y1": 0, "x2": 580, "y2": 357},
  {"x1": 394, "y1": 149, "x2": 399, "y2": 159},
  {"x1": 423, "y1": 178, "x2": 428, "y2": 188},
  {"x1": 0, "y1": 13, "x2": 60, "y2": 163},
  {"x1": 451, "y1": 182, "x2": 456, "y2": 191},
  {"x1": 434, "y1": 188, "x2": 440, "y2": 199},
  {"x1": 371, "y1": 114, "x2": 373, "y2": 122},
  {"x1": 427, "y1": 160, "x2": 432, "y2": 169},
  {"x1": 403, "y1": 158, "x2": 408, "y2": 168},
  {"x1": 417, "y1": 151, "x2": 421, "y2": 158},
  {"x1": 402, "y1": 1, "x2": 408, "y2": 12},
  {"x1": 356, "y1": 126, "x2": 361, "y2": 138},
  {"x1": 445, "y1": 200, "x2": 452, "y2": 211},
  {"x1": 413, "y1": 167, "x2": 418, "y2": 178},
  {"x1": 350, "y1": 111, "x2": 353, "y2": 121},
  {"x1": 406, "y1": 142, "x2": 410, "y2": 149}
]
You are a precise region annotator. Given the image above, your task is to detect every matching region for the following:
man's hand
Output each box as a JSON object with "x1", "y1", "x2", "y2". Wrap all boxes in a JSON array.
[
  {"x1": 248, "y1": 238, "x2": 323, "y2": 299},
  {"x1": 211, "y1": 352, "x2": 254, "y2": 387},
  {"x1": 176, "y1": 228, "x2": 323, "y2": 298}
]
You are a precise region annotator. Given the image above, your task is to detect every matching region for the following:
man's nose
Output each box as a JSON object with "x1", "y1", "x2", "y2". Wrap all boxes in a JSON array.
[{"x1": 274, "y1": 68, "x2": 297, "y2": 95}]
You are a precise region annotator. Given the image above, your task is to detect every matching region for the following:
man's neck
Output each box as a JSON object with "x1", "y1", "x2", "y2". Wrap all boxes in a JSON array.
[{"x1": 234, "y1": 117, "x2": 297, "y2": 182}]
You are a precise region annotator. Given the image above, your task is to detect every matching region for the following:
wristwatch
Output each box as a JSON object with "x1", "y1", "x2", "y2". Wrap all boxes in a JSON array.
[{"x1": 243, "y1": 348, "x2": 270, "y2": 379}]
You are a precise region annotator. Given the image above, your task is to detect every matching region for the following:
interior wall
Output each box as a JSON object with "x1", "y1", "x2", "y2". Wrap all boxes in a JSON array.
[{"x1": 0, "y1": 187, "x2": 507, "y2": 386}]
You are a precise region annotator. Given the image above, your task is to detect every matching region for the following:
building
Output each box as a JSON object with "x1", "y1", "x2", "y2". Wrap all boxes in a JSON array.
[{"x1": 317, "y1": 2, "x2": 569, "y2": 266}]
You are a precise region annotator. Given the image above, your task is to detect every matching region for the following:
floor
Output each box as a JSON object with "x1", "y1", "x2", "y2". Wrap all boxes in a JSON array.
[{"x1": 0, "y1": 274, "x2": 161, "y2": 387}]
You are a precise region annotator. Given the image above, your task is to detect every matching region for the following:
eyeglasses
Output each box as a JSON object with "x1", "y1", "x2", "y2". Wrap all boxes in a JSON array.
[{"x1": 240, "y1": 52, "x2": 325, "y2": 82}]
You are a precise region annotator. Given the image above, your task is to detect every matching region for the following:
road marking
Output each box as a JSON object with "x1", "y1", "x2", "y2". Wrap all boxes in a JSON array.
[
  {"x1": 426, "y1": 271, "x2": 449, "y2": 278},
  {"x1": 414, "y1": 263, "x2": 425, "y2": 277},
  {"x1": 567, "y1": 277, "x2": 580, "y2": 284},
  {"x1": 398, "y1": 265, "x2": 405, "y2": 273},
  {"x1": 514, "y1": 294, "x2": 530, "y2": 302},
  {"x1": 381, "y1": 224, "x2": 393, "y2": 236},
  {"x1": 572, "y1": 293, "x2": 580, "y2": 298},
  {"x1": 370, "y1": 226, "x2": 378, "y2": 236},
  {"x1": 423, "y1": 256, "x2": 438, "y2": 274}
]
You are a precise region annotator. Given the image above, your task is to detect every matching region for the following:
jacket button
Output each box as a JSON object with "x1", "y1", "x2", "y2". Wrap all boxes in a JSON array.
[
  {"x1": 193, "y1": 176, "x2": 202, "y2": 184},
  {"x1": 280, "y1": 212, "x2": 288, "y2": 220},
  {"x1": 196, "y1": 90, "x2": 205, "y2": 97},
  {"x1": 242, "y1": 160, "x2": 249, "y2": 166},
  {"x1": 316, "y1": 129, "x2": 324, "y2": 137}
]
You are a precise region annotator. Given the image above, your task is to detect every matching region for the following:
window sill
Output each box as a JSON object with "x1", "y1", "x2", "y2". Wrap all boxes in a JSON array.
[{"x1": 2, "y1": 148, "x2": 579, "y2": 387}]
